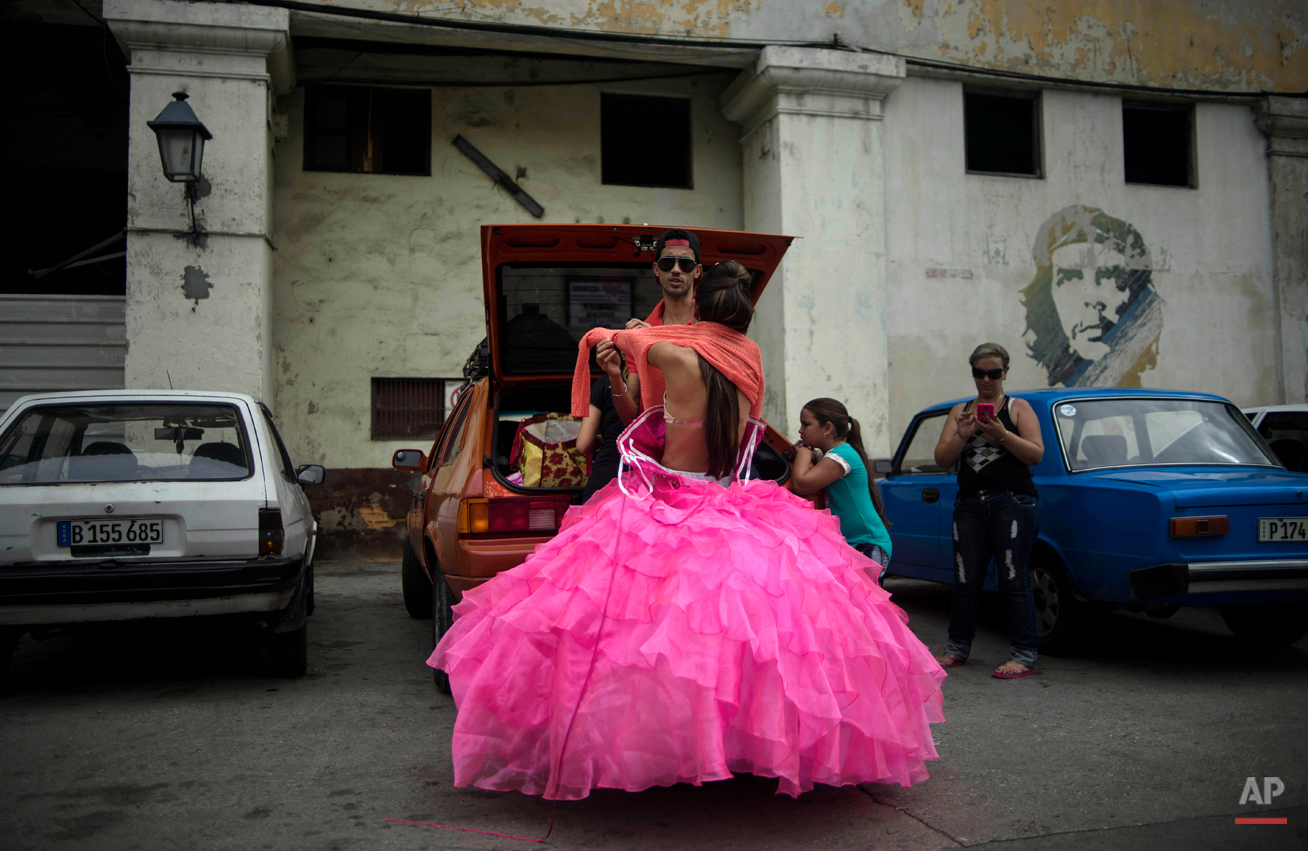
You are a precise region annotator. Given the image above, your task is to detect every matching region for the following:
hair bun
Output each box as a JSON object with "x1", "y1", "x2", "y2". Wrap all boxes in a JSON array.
[{"x1": 714, "y1": 259, "x2": 752, "y2": 294}]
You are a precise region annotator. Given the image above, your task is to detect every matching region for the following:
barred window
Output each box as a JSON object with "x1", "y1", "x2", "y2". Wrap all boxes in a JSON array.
[{"x1": 371, "y1": 378, "x2": 452, "y2": 440}]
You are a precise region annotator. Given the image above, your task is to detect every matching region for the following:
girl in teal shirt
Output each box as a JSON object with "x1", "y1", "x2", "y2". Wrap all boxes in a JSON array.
[{"x1": 791, "y1": 397, "x2": 893, "y2": 587}]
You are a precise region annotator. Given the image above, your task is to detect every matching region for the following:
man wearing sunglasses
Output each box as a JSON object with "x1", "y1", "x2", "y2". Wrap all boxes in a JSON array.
[
  {"x1": 597, "y1": 229, "x2": 703, "y2": 424},
  {"x1": 626, "y1": 228, "x2": 702, "y2": 330}
]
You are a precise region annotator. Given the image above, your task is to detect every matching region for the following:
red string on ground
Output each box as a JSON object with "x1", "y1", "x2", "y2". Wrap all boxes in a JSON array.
[
  {"x1": 384, "y1": 808, "x2": 555, "y2": 843},
  {"x1": 542, "y1": 495, "x2": 627, "y2": 801}
]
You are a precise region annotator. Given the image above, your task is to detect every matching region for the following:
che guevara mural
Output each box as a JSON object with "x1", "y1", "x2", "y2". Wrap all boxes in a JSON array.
[{"x1": 1020, "y1": 205, "x2": 1163, "y2": 387}]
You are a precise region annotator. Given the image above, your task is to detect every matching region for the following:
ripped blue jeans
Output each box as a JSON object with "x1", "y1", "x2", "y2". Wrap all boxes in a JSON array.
[{"x1": 944, "y1": 489, "x2": 1040, "y2": 668}]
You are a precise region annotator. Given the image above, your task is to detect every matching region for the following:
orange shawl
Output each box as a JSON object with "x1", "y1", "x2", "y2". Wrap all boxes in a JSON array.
[{"x1": 572, "y1": 323, "x2": 764, "y2": 420}]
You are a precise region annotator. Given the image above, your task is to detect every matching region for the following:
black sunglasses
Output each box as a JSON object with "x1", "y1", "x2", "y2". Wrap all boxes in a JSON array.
[
  {"x1": 972, "y1": 367, "x2": 1004, "y2": 380},
  {"x1": 656, "y1": 257, "x2": 698, "y2": 273}
]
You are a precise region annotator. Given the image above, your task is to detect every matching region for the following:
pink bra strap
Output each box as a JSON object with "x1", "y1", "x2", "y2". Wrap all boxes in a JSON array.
[
  {"x1": 662, "y1": 393, "x2": 704, "y2": 428},
  {"x1": 663, "y1": 411, "x2": 705, "y2": 428}
]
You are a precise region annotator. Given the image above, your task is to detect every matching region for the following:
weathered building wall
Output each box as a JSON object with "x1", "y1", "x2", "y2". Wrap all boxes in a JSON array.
[
  {"x1": 84, "y1": 0, "x2": 1302, "y2": 556},
  {"x1": 724, "y1": 47, "x2": 903, "y2": 453},
  {"x1": 882, "y1": 75, "x2": 1276, "y2": 441},
  {"x1": 1257, "y1": 97, "x2": 1308, "y2": 405},
  {"x1": 108, "y1": 0, "x2": 288, "y2": 403},
  {"x1": 270, "y1": 72, "x2": 746, "y2": 474},
  {"x1": 332, "y1": 0, "x2": 1306, "y2": 91}
]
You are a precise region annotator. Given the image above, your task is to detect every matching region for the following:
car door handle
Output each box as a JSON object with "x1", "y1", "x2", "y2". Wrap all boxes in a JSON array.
[{"x1": 922, "y1": 487, "x2": 940, "y2": 504}]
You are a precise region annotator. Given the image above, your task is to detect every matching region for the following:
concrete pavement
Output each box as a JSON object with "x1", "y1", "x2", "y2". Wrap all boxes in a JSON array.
[{"x1": 1, "y1": 561, "x2": 1304, "y2": 850}]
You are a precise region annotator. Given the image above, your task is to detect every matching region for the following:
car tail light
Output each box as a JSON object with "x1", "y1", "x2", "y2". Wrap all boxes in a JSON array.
[
  {"x1": 459, "y1": 498, "x2": 568, "y2": 534},
  {"x1": 259, "y1": 508, "x2": 285, "y2": 555},
  {"x1": 1170, "y1": 515, "x2": 1229, "y2": 537}
]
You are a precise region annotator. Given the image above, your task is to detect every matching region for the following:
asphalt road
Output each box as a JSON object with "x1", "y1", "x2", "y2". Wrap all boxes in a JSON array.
[{"x1": 2, "y1": 561, "x2": 1304, "y2": 851}]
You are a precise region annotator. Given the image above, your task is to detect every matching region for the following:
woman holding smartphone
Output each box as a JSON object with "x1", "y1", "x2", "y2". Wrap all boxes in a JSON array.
[{"x1": 933, "y1": 343, "x2": 1045, "y2": 679}]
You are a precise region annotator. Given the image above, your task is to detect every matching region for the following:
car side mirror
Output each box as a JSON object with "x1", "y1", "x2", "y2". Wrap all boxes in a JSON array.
[
  {"x1": 873, "y1": 459, "x2": 894, "y2": 476},
  {"x1": 392, "y1": 449, "x2": 426, "y2": 472},
  {"x1": 296, "y1": 464, "x2": 325, "y2": 486}
]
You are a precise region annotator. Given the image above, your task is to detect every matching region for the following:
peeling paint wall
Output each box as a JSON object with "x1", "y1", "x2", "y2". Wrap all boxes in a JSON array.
[
  {"x1": 882, "y1": 76, "x2": 1277, "y2": 441},
  {"x1": 113, "y1": 0, "x2": 284, "y2": 402},
  {"x1": 321, "y1": 0, "x2": 1307, "y2": 91},
  {"x1": 271, "y1": 73, "x2": 744, "y2": 468}
]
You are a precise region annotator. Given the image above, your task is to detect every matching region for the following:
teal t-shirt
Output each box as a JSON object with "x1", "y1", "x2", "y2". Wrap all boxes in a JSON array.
[{"x1": 823, "y1": 443, "x2": 892, "y2": 556}]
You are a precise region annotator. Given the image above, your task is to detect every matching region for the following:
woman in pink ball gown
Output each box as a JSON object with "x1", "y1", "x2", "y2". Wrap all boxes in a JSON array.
[{"x1": 429, "y1": 261, "x2": 946, "y2": 801}]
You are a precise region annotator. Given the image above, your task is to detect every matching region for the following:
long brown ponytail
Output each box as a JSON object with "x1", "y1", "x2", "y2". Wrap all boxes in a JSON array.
[
  {"x1": 695, "y1": 261, "x2": 754, "y2": 477},
  {"x1": 801, "y1": 397, "x2": 889, "y2": 524}
]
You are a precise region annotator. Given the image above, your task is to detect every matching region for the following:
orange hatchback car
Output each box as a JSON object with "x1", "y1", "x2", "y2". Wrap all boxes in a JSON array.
[{"x1": 392, "y1": 224, "x2": 798, "y2": 689}]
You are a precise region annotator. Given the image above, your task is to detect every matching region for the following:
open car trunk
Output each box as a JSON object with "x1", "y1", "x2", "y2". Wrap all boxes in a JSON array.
[
  {"x1": 480, "y1": 224, "x2": 795, "y2": 498},
  {"x1": 482, "y1": 224, "x2": 793, "y2": 386}
]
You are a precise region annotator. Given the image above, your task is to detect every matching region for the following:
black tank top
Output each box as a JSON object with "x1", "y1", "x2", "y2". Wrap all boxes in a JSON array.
[{"x1": 956, "y1": 397, "x2": 1037, "y2": 497}]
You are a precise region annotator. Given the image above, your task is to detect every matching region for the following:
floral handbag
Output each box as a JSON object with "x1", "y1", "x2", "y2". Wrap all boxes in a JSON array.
[{"x1": 509, "y1": 413, "x2": 590, "y2": 488}]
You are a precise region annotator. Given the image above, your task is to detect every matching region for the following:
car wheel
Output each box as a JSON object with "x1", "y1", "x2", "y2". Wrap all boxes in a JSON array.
[
  {"x1": 265, "y1": 624, "x2": 308, "y2": 678},
  {"x1": 432, "y1": 569, "x2": 454, "y2": 695},
  {"x1": 1220, "y1": 603, "x2": 1308, "y2": 649},
  {"x1": 1030, "y1": 557, "x2": 1085, "y2": 655},
  {"x1": 402, "y1": 538, "x2": 433, "y2": 619}
]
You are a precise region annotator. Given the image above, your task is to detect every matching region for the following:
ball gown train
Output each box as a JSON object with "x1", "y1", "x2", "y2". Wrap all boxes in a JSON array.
[{"x1": 428, "y1": 409, "x2": 946, "y2": 800}]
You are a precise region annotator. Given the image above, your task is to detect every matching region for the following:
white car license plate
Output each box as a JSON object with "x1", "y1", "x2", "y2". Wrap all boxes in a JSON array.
[
  {"x1": 1259, "y1": 518, "x2": 1308, "y2": 542},
  {"x1": 56, "y1": 517, "x2": 163, "y2": 547}
]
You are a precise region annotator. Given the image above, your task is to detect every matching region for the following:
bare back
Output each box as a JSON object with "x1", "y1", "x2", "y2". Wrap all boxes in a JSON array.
[{"x1": 647, "y1": 341, "x2": 750, "y2": 474}]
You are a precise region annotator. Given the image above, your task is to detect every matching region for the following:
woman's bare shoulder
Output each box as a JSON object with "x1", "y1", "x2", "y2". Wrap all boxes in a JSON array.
[
  {"x1": 1010, "y1": 396, "x2": 1035, "y2": 415},
  {"x1": 648, "y1": 340, "x2": 697, "y2": 368}
]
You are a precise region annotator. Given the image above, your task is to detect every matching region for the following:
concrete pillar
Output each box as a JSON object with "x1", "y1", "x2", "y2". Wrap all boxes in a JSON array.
[
  {"x1": 1257, "y1": 97, "x2": 1308, "y2": 405},
  {"x1": 722, "y1": 47, "x2": 904, "y2": 453},
  {"x1": 105, "y1": 0, "x2": 291, "y2": 400}
]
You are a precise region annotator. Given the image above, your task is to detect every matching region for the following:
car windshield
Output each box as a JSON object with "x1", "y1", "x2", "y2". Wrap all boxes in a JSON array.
[
  {"x1": 0, "y1": 403, "x2": 251, "y2": 485},
  {"x1": 1053, "y1": 397, "x2": 1279, "y2": 471}
]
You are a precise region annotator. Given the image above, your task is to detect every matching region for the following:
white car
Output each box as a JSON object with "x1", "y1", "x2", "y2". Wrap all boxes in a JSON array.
[
  {"x1": 0, "y1": 390, "x2": 324, "y2": 676},
  {"x1": 1243, "y1": 405, "x2": 1308, "y2": 473}
]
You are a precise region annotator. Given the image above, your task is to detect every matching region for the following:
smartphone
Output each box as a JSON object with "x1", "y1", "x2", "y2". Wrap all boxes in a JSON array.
[{"x1": 975, "y1": 402, "x2": 995, "y2": 422}]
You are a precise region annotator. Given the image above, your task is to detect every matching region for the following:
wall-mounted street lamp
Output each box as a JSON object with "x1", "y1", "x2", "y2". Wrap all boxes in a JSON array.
[{"x1": 147, "y1": 91, "x2": 212, "y2": 240}]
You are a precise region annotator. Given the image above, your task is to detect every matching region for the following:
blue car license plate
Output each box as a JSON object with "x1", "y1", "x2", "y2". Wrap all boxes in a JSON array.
[{"x1": 56, "y1": 518, "x2": 164, "y2": 547}]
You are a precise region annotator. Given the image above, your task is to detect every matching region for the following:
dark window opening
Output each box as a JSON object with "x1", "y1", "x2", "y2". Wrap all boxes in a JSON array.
[
  {"x1": 1123, "y1": 102, "x2": 1193, "y2": 188},
  {"x1": 304, "y1": 85, "x2": 431, "y2": 175},
  {"x1": 1, "y1": 22, "x2": 129, "y2": 296},
  {"x1": 964, "y1": 91, "x2": 1041, "y2": 177},
  {"x1": 601, "y1": 94, "x2": 692, "y2": 189},
  {"x1": 371, "y1": 378, "x2": 450, "y2": 440}
]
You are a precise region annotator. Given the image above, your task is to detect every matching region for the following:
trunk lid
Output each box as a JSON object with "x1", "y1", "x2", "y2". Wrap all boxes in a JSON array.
[
  {"x1": 1094, "y1": 468, "x2": 1308, "y2": 508},
  {"x1": 1, "y1": 479, "x2": 265, "y2": 564},
  {"x1": 481, "y1": 224, "x2": 793, "y2": 388}
]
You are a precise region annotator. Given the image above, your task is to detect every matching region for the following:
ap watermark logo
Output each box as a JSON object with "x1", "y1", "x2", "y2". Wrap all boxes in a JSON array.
[
  {"x1": 1236, "y1": 777, "x2": 1288, "y2": 826},
  {"x1": 1240, "y1": 776, "x2": 1284, "y2": 806}
]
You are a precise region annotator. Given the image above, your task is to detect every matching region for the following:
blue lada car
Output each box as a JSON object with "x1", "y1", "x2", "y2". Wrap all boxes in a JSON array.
[{"x1": 878, "y1": 388, "x2": 1308, "y2": 652}]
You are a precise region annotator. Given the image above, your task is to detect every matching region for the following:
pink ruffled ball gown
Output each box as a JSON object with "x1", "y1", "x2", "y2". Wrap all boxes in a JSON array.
[{"x1": 429, "y1": 408, "x2": 946, "y2": 800}]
